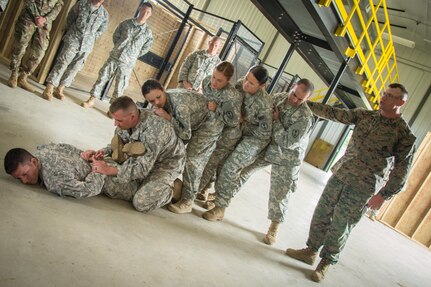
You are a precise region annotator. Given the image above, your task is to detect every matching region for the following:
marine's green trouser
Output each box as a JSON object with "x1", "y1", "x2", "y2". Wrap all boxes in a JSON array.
[{"x1": 306, "y1": 176, "x2": 373, "y2": 264}]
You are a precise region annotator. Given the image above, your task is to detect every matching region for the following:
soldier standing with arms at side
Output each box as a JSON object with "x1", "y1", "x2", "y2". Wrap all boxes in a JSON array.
[
  {"x1": 202, "y1": 65, "x2": 273, "y2": 221},
  {"x1": 42, "y1": 0, "x2": 108, "y2": 101},
  {"x1": 7, "y1": 0, "x2": 64, "y2": 92},
  {"x1": 178, "y1": 36, "x2": 221, "y2": 91},
  {"x1": 238, "y1": 79, "x2": 315, "y2": 245},
  {"x1": 81, "y1": 2, "x2": 153, "y2": 110},
  {"x1": 285, "y1": 83, "x2": 416, "y2": 282}
]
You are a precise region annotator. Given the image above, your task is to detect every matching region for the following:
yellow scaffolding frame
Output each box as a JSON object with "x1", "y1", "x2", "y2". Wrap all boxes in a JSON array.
[
  {"x1": 318, "y1": 0, "x2": 399, "y2": 110},
  {"x1": 310, "y1": 87, "x2": 340, "y2": 105}
]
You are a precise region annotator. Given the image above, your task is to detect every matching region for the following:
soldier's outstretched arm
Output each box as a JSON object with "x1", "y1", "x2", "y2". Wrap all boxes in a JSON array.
[{"x1": 307, "y1": 101, "x2": 362, "y2": 125}]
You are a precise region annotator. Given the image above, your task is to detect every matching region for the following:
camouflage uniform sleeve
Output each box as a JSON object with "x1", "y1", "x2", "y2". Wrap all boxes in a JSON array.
[
  {"x1": 44, "y1": 0, "x2": 63, "y2": 24},
  {"x1": 171, "y1": 106, "x2": 193, "y2": 141},
  {"x1": 44, "y1": 172, "x2": 103, "y2": 199},
  {"x1": 254, "y1": 99, "x2": 273, "y2": 141},
  {"x1": 379, "y1": 132, "x2": 416, "y2": 200},
  {"x1": 40, "y1": 143, "x2": 82, "y2": 157},
  {"x1": 273, "y1": 114, "x2": 313, "y2": 150},
  {"x1": 307, "y1": 101, "x2": 363, "y2": 125},
  {"x1": 112, "y1": 21, "x2": 123, "y2": 45},
  {"x1": 221, "y1": 89, "x2": 242, "y2": 128},
  {"x1": 66, "y1": 1, "x2": 79, "y2": 28},
  {"x1": 139, "y1": 29, "x2": 153, "y2": 57},
  {"x1": 95, "y1": 9, "x2": 109, "y2": 39},
  {"x1": 178, "y1": 51, "x2": 197, "y2": 83}
]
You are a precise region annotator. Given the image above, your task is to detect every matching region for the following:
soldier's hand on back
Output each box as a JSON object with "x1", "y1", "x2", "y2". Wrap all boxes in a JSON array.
[
  {"x1": 154, "y1": 108, "x2": 172, "y2": 121},
  {"x1": 92, "y1": 159, "x2": 118, "y2": 176},
  {"x1": 272, "y1": 106, "x2": 280, "y2": 120},
  {"x1": 34, "y1": 16, "x2": 47, "y2": 27},
  {"x1": 93, "y1": 150, "x2": 105, "y2": 160},
  {"x1": 183, "y1": 81, "x2": 193, "y2": 90},
  {"x1": 208, "y1": 101, "x2": 217, "y2": 112},
  {"x1": 80, "y1": 150, "x2": 96, "y2": 162}
]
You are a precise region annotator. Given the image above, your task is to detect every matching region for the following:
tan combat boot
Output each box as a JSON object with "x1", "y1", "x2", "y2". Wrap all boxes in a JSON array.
[
  {"x1": 311, "y1": 258, "x2": 331, "y2": 282},
  {"x1": 196, "y1": 188, "x2": 208, "y2": 201},
  {"x1": 42, "y1": 83, "x2": 54, "y2": 101},
  {"x1": 54, "y1": 84, "x2": 65, "y2": 100},
  {"x1": 167, "y1": 198, "x2": 193, "y2": 214},
  {"x1": 263, "y1": 221, "x2": 280, "y2": 245},
  {"x1": 7, "y1": 70, "x2": 18, "y2": 88},
  {"x1": 202, "y1": 200, "x2": 215, "y2": 210},
  {"x1": 207, "y1": 192, "x2": 216, "y2": 201},
  {"x1": 18, "y1": 72, "x2": 35, "y2": 92},
  {"x1": 81, "y1": 95, "x2": 96, "y2": 108},
  {"x1": 202, "y1": 206, "x2": 225, "y2": 221},
  {"x1": 172, "y1": 179, "x2": 183, "y2": 203},
  {"x1": 285, "y1": 247, "x2": 318, "y2": 265}
]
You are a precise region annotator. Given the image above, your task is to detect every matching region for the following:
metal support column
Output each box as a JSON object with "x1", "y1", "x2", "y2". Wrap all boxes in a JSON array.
[
  {"x1": 323, "y1": 125, "x2": 352, "y2": 171},
  {"x1": 267, "y1": 44, "x2": 295, "y2": 94},
  {"x1": 320, "y1": 56, "x2": 352, "y2": 171},
  {"x1": 322, "y1": 56, "x2": 351, "y2": 103},
  {"x1": 219, "y1": 21, "x2": 240, "y2": 61},
  {"x1": 156, "y1": 4, "x2": 193, "y2": 80}
]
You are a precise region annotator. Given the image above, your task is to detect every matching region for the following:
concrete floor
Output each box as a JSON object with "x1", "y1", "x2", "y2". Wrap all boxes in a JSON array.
[{"x1": 0, "y1": 64, "x2": 430, "y2": 287}]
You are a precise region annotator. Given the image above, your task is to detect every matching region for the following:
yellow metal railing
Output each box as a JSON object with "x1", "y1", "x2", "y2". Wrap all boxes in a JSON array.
[
  {"x1": 310, "y1": 87, "x2": 340, "y2": 105},
  {"x1": 318, "y1": 0, "x2": 399, "y2": 110}
]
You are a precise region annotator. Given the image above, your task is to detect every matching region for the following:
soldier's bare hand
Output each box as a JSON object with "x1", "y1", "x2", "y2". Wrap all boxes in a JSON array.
[
  {"x1": 183, "y1": 81, "x2": 193, "y2": 90},
  {"x1": 93, "y1": 150, "x2": 105, "y2": 160},
  {"x1": 273, "y1": 106, "x2": 280, "y2": 120},
  {"x1": 367, "y1": 194, "x2": 385, "y2": 210},
  {"x1": 92, "y1": 159, "x2": 118, "y2": 176},
  {"x1": 35, "y1": 16, "x2": 47, "y2": 27},
  {"x1": 154, "y1": 108, "x2": 172, "y2": 121},
  {"x1": 208, "y1": 101, "x2": 217, "y2": 112},
  {"x1": 81, "y1": 150, "x2": 96, "y2": 161}
]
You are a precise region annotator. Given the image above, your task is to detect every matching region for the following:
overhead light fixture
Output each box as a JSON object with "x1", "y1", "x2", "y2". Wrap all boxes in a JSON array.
[{"x1": 382, "y1": 32, "x2": 415, "y2": 48}]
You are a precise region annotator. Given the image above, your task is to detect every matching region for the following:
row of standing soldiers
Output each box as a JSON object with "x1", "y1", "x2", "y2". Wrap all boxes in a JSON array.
[{"x1": 3, "y1": 0, "x2": 416, "y2": 283}]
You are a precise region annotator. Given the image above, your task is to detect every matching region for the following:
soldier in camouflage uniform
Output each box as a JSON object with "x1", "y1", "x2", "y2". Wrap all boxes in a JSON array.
[
  {"x1": 5, "y1": 143, "x2": 108, "y2": 199},
  {"x1": 285, "y1": 83, "x2": 416, "y2": 282},
  {"x1": 42, "y1": 0, "x2": 108, "y2": 101},
  {"x1": 141, "y1": 79, "x2": 210, "y2": 142},
  {"x1": 202, "y1": 65, "x2": 273, "y2": 222},
  {"x1": 236, "y1": 79, "x2": 315, "y2": 246},
  {"x1": 177, "y1": 36, "x2": 221, "y2": 91},
  {"x1": 81, "y1": 2, "x2": 153, "y2": 110},
  {"x1": 83, "y1": 96, "x2": 186, "y2": 213},
  {"x1": 196, "y1": 77, "x2": 246, "y2": 201},
  {"x1": 7, "y1": 0, "x2": 64, "y2": 93},
  {"x1": 168, "y1": 62, "x2": 243, "y2": 214}
]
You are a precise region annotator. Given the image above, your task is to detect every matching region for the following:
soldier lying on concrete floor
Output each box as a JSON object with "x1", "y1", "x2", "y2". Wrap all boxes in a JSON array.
[
  {"x1": 4, "y1": 142, "x2": 128, "y2": 199},
  {"x1": 4, "y1": 129, "x2": 182, "y2": 212}
]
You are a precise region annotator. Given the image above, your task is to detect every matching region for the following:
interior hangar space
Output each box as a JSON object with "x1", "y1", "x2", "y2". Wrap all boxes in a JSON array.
[{"x1": 0, "y1": 0, "x2": 430, "y2": 286}]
